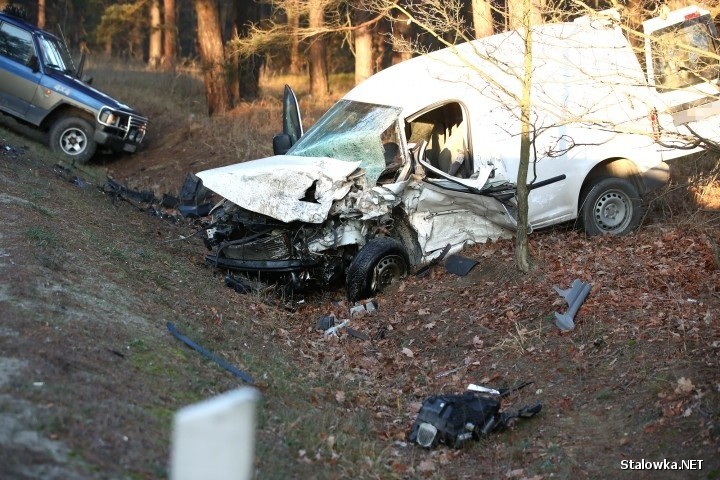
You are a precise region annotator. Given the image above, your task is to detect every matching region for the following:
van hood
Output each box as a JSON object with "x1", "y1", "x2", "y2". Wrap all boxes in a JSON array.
[{"x1": 196, "y1": 155, "x2": 362, "y2": 224}]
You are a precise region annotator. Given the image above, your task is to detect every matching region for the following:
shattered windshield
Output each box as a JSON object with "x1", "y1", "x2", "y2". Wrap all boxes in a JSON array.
[
  {"x1": 287, "y1": 100, "x2": 404, "y2": 186},
  {"x1": 39, "y1": 35, "x2": 73, "y2": 74},
  {"x1": 650, "y1": 17, "x2": 720, "y2": 92}
]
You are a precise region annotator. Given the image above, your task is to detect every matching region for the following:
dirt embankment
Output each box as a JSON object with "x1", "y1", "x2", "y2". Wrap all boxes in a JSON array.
[{"x1": 1, "y1": 118, "x2": 719, "y2": 479}]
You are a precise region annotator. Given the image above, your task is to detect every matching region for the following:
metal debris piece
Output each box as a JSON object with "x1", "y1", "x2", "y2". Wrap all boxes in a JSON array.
[{"x1": 553, "y1": 279, "x2": 592, "y2": 331}]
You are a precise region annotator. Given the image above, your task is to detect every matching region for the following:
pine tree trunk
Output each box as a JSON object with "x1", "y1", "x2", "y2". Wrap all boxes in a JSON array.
[
  {"x1": 162, "y1": 0, "x2": 177, "y2": 70},
  {"x1": 287, "y1": 0, "x2": 301, "y2": 75},
  {"x1": 393, "y1": 12, "x2": 413, "y2": 64},
  {"x1": 307, "y1": 1, "x2": 329, "y2": 99},
  {"x1": 195, "y1": 0, "x2": 231, "y2": 116},
  {"x1": 471, "y1": 0, "x2": 493, "y2": 38},
  {"x1": 149, "y1": 0, "x2": 162, "y2": 69},
  {"x1": 234, "y1": 1, "x2": 263, "y2": 101},
  {"x1": 37, "y1": 0, "x2": 45, "y2": 28},
  {"x1": 354, "y1": 8, "x2": 373, "y2": 85}
]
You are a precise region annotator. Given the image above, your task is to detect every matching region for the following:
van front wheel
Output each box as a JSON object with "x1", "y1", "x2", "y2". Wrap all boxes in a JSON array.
[
  {"x1": 346, "y1": 237, "x2": 410, "y2": 301},
  {"x1": 581, "y1": 178, "x2": 642, "y2": 235},
  {"x1": 49, "y1": 116, "x2": 97, "y2": 164}
]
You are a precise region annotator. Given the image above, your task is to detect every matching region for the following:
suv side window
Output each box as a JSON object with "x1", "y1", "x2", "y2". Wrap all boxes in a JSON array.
[{"x1": 0, "y1": 22, "x2": 34, "y2": 66}]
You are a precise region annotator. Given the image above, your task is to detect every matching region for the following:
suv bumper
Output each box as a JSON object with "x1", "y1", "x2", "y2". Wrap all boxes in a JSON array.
[{"x1": 94, "y1": 129, "x2": 141, "y2": 153}]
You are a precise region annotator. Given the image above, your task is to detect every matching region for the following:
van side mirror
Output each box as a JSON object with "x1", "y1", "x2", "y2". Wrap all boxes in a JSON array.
[{"x1": 273, "y1": 133, "x2": 292, "y2": 155}]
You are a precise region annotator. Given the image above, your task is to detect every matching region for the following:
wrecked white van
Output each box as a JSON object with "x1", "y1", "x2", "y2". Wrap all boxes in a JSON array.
[{"x1": 197, "y1": 9, "x2": 717, "y2": 300}]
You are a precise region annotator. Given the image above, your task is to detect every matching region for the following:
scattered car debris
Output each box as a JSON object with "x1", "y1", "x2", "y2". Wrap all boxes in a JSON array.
[
  {"x1": 316, "y1": 313, "x2": 336, "y2": 331},
  {"x1": 166, "y1": 322, "x2": 254, "y2": 384},
  {"x1": 444, "y1": 254, "x2": 479, "y2": 276},
  {"x1": 103, "y1": 178, "x2": 157, "y2": 205},
  {"x1": 554, "y1": 279, "x2": 592, "y2": 331},
  {"x1": 414, "y1": 244, "x2": 451, "y2": 278},
  {"x1": 225, "y1": 274, "x2": 252, "y2": 294},
  {"x1": 162, "y1": 173, "x2": 214, "y2": 218},
  {"x1": 316, "y1": 299, "x2": 378, "y2": 339},
  {"x1": 408, "y1": 382, "x2": 541, "y2": 449},
  {"x1": 467, "y1": 383, "x2": 500, "y2": 395},
  {"x1": 0, "y1": 141, "x2": 25, "y2": 159},
  {"x1": 346, "y1": 327, "x2": 370, "y2": 341},
  {"x1": 350, "y1": 298, "x2": 379, "y2": 317},
  {"x1": 324, "y1": 319, "x2": 349, "y2": 338}
]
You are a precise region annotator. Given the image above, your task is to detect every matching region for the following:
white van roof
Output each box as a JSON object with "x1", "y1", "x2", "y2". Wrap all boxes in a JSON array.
[{"x1": 342, "y1": 20, "x2": 643, "y2": 117}]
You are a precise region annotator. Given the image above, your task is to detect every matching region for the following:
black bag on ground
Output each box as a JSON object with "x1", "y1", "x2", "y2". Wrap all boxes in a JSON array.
[{"x1": 407, "y1": 389, "x2": 542, "y2": 449}]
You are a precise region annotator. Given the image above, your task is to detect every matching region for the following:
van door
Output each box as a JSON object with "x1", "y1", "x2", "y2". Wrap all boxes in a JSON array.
[{"x1": 0, "y1": 21, "x2": 40, "y2": 117}]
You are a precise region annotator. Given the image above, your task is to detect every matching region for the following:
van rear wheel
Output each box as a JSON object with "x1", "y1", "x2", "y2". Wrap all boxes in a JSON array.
[
  {"x1": 49, "y1": 116, "x2": 97, "y2": 164},
  {"x1": 581, "y1": 177, "x2": 642, "y2": 235}
]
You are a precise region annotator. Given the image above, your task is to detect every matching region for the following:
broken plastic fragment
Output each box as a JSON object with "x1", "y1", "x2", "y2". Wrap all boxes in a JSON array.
[
  {"x1": 225, "y1": 275, "x2": 251, "y2": 294},
  {"x1": 316, "y1": 314, "x2": 336, "y2": 331},
  {"x1": 467, "y1": 384, "x2": 500, "y2": 395},
  {"x1": 166, "y1": 323, "x2": 254, "y2": 384},
  {"x1": 445, "y1": 254, "x2": 479, "y2": 276},
  {"x1": 553, "y1": 279, "x2": 592, "y2": 331},
  {"x1": 346, "y1": 327, "x2": 370, "y2": 340},
  {"x1": 325, "y1": 319, "x2": 349, "y2": 337}
]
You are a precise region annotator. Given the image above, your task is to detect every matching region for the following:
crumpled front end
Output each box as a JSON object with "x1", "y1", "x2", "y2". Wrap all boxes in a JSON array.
[
  {"x1": 202, "y1": 166, "x2": 408, "y2": 288},
  {"x1": 205, "y1": 202, "x2": 327, "y2": 272}
]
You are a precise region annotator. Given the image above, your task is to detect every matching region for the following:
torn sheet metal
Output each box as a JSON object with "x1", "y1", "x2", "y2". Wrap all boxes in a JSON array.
[
  {"x1": 346, "y1": 181, "x2": 408, "y2": 220},
  {"x1": 307, "y1": 221, "x2": 365, "y2": 253},
  {"x1": 196, "y1": 155, "x2": 361, "y2": 224},
  {"x1": 401, "y1": 181, "x2": 516, "y2": 257}
]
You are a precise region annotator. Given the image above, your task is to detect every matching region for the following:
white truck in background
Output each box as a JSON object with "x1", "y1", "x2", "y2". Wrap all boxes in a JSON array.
[{"x1": 641, "y1": 5, "x2": 720, "y2": 154}]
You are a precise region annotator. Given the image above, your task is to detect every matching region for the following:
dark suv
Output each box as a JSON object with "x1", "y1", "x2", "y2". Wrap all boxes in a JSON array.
[{"x1": 0, "y1": 11, "x2": 148, "y2": 163}]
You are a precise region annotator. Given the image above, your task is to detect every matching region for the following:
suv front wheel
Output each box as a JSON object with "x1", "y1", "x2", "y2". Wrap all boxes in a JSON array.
[{"x1": 49, "y1": 116, "x2": 97, "y2": 164}]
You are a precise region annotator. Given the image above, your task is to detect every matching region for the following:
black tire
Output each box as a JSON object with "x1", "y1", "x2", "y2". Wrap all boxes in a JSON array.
[
  {"x1": 49, "y1": 116, "x2": 97, "y2": 164},
  {"x1": 346, "y1": 237, "x2": 410, "y2": 301},
  {"x1": 581, "y1": 177, "x2": 643, "y2": 235},
  {"x1": 392, "y1": 216, "x2": 423, "y2": 266}
]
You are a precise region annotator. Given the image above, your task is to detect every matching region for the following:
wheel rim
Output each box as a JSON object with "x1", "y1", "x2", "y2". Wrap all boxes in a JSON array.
[
  {"x1": 59, "y1": 127, "x2": 88, "y2": 155},
  {"x1": 370, "y1": 255, "x2": 406, "y2": 292},
  {"x1": 593, "y1": 188, "x2": 632, "y2": 233}
]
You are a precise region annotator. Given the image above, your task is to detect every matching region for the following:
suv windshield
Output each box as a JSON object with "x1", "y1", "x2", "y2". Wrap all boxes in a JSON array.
[
  {"x1": 287, "y1": 100, "x2": 404, "y2": 186},
  {"x1": 650, "y1": 16, "x2": 720, "y2": 92},
  {"x1": 38, "y1": 34, "x2": 73, "y2": 74}
]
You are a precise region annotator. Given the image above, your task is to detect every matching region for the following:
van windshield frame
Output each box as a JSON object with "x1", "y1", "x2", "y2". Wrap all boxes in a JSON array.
[{"x1": 287, "y1": 99, "x2": 404, "y2": 186}]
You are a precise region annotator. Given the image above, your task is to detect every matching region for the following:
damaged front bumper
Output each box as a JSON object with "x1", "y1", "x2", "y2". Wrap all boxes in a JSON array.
[{"x1": 203, "y1": 201, "x2": 350, "y2": 286}]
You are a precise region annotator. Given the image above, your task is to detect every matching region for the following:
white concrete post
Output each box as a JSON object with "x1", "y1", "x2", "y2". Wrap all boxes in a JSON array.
[{"x1": 170, "y1": 387, "x2": 260, "y2": 480}]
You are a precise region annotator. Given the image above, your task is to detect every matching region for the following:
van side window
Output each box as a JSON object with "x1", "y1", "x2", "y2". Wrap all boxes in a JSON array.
[
  {"x1": 0, "y1": 22, "x2": 34, "y2": 66},
  {"x1": 407, "y1": 102, "x2": 473, "y2": 179}
]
